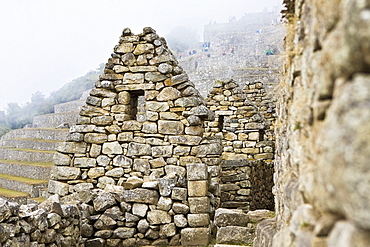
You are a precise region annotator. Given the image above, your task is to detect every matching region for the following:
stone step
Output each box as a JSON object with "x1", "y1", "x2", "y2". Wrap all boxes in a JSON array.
[
  {"x1": 0, "y1": 147, "x2": 56, "y2": 163},
  {"x1": 32, "y1": 112, "x2": 80, "y2": 128},
  {"x1": 0, "y1": 187, "x2": 30, "y2": 204},
  {"x1": 0, "y1": 160, "x2": 52, "y2": 180},
  {"x1": 0, "y1": 128, "x2": 69, "y2": 141},
  {"x1": 1, "y1": 138, "x2": 60, "y2": 151},
  {"x1": 0, "y1": 173, "x2": 48, "y2": 198}
]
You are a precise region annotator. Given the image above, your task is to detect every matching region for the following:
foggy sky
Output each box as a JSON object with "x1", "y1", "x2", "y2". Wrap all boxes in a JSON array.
[{"x1": 0, "y1": 0, "x2": 281, "y2": 112}]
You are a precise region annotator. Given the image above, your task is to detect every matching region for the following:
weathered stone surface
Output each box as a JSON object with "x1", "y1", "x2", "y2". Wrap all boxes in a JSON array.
[
  {"x1": 126, "y1": 142, "x2": 151, "y2": 156},
  {"x1": 216, "y1": 226, "x2": 254, "y2": 244},
  {"x1": 51, "y1": 166, "x2": 80, "y2": 180},
  {"x1": 157, "y1": 87, "x2": 181, "y2": 101},
  {"x1": 181, "y1": 228, "x2": 209, "y2": 246},
  {"x1": 113, "y1": 227, "x2": 135, "y2": 239},
  {"x1": 147, "y1": 210, "x2": 172, "y2": 225},
  {"x1": 174, "y1": 214, "x2": 188, "y2": 227},
  {"x1": 74, "y1": 157, "x2": 96, "y2": 168},
  {"x1": 186, "y1": 163, "x2": 208, "y2": 180},
  {"x1": 188, "y1": 197, "x2": 210, "y2": 213},
  {"x1": 118, "y1": 188, "x2": 159, "y2": 204},
  {"x1": 188, "y1": 180, "x2": 208, "y2": 197},
  {"x1": 172, "y1": 202, "x2": 190, "y2": 214},
  {"x1": 123, "y1": 176, "x2": 143, "y2": 189},
  {"x1": 188, "y1": 214, "x2": 210, "y2": 227},
  {"x1": 146, "y1": 101, "x2": 170, "y2": 112},
  {"x1": 87, "y1": 167, "x2": 105, "y2": 178},
  {"x1": 158, "y1": 178, "x2": 176, "y2": 196},
  {"x1": 132, "y1": 203, "x2": 148, "y2": 217},
  {"x1": 214, "y1": 208, "x2": 249, "y2": 227},
  {"x1": 158, "y1": 120, "x2": 184, "y2": 135},
  {"x1": 102, "y1": 142, "x2": 123, "y2": 155},
  {"x1": 93, "y1": 192, "x2": 117, "y2": 211},
  {"x1": 168, "y1": 135, "x2": 202, "y2": 145},
  {"x1": 152, "y1": 145, "x2": 173, "y2": 157}
]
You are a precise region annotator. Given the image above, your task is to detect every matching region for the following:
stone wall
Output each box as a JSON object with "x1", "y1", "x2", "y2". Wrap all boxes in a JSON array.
[
  {"x1": 0, "y1": 196, "x2": 82, "y2": 246},
  {"x1": 204, "y1": 79, "x2": 275, "y2": 211},
  {"x1": 255, "y1": 0, "x2": 370, "y2": 246},
  {"x1": 47, "y1": 27, "x2": 222, "y2": 246}
]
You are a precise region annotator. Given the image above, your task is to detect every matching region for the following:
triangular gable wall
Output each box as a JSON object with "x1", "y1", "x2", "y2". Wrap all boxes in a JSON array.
[{"x1": 48, "y1": 27, "x2": 221, "y2": 246}]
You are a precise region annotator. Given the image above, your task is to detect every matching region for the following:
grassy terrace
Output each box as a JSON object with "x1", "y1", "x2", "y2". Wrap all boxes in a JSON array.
[
  {"x1": 0, "y1": 147, "x2": 56, "y2": 153},
  {"x1": 10, "y1": 137, "x2": 61, "y2": 143},
  {"x1": 0, "y1": 187, "x2": 29, "y2": 198},
  {"x1": 0, "y1": 159, "x2": 54, "y2": 167},
  {"x1": 0, "y1": 172, "x2": 48, "y2": 185}
]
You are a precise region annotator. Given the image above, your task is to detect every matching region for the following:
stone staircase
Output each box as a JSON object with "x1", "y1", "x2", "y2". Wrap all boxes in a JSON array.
[{"x1": 0, "y1": 92, "x2": 88, "y2": 202}]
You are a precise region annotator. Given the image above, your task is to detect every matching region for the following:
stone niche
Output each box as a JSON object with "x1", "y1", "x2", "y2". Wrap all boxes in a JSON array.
[
  {"x1": 204, "y1": 79, "x2": 275, "y2": 211},
  {"x1": 48, "y1": 27, "x2": 221, "y2": 246}
]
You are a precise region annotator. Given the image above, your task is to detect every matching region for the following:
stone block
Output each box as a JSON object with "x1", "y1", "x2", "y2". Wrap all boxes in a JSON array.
[
  {"x1": 173, "y1": 145, "x2": 191, "y2": 156},
  {"x1": 152, "y1": 145, "x2": 173, "y2": 157},
  {"x1": 126, "y1": 143, "x2": 151, "y2": 156},
  {"x1": 160, "y1": 223, "x2": 177, "y2": 238},
  {"x1": 118, "y1": 188, "x2": 159, "y2": 205},
  {"x1": 186, "y1": 163, "x2": 208, "y2": 180},
  {"x1": 216, "y1": 226, "x2": 254, "y2": 245},
  {"x1": 187, "y1": 214, "x2": 210, "y2": 227},
  {"x1": 171, "y1": 187, "x2": 187, "y2": 201},
  {"x1": 174, "y1": 97, "x2": 200, "y2": 107},
  {"x1": 53, "y1": 152, "x2": 71, "y2": 166},
  {"x1": 56, "y1": 142, "x2": 87, "y2": 154},
  {"x1": 214, "y1": 208, "x2": 249, "y2": 227},
  {"x1": 157, "y1": 197, "x2": 173, "y2": 211},
  {"x1": 117, "y1": 132, "x2": 134, "y2": 142},
  {"x1": 74, "y1": 157, "x2": 96, "y2": 168},
  {"x1": 113, "y1": 155, "x2": 132, "y2": 168},
  {"x1": 122, "y1": 73, "x2": 144, "y2": 84},
  {"x1": 146, "y1": 101, "x2": 170, "y2": 112},
  {"x1": 158, "y1": 178, "x2": 176, "y2": 197},
  {"x1": 48, "y1": 180, "x2": 69, "y2": 196},
  {"x1": 157, "y1": 87, "x2": 181, "y2": 101},
  {"x1": 133, "y1": 159, "x2": 150, "y2": 174},
  {"x1": 133, "y1": 43, "x2": 154, "y2": 55},
  {"x1": 51, "y1": 166, "x2": 80, "y2": 180},
  {"x1": 147, "y1": 210, "x2": 172, "y2": 225},
  {"x1": 149, "y1": 157, "x2": 166, "y2": 168},
  {"x1": 112, "y1": 227, "x2": 136, "y2": 239},
  {"x1": 90, "y1": 144, "x2": 102, "y2": 158},
  {"x1": 168, "y1": 135, "x2": 202, "y2": 146},
  {"x1": 102, "y1": 142, "x2": 123, "y2": 155},
  {"x1": 132, "y1": 203, "x2": 148, "y2": 217},
  {"x1": 87, "y1": 167, "x2": 105, "y2": 178},
  {"x1": 188, "y1": 197, "x2": 210, "y2": 213},
  {"x1": 164, "y1": 165, "x2": 186, "y2": 178},
  {"x1": 191, "y1": 143, "x2": 223, "y2": 156},
  {"x1": 142, "y1": 122, "x2": 157, "y2": 133},
  {"x1": 174, "y1": 214, "x2": 188, "y2": 227},
  {"x1": 172, "y1": 202, "x2": 190, "y2": 214},
  {"x1": 188, "y1": 180, "x2": 208, "y2": 197},
  {"x1": 158, "y1": 120, "x2": 184, "y2": 135},
  {"x1": 159, "y1": 112, "x2": 180, "y2": 120},
  {"x1": 123, "y1": 176, "x2": 144, "y2": 189},
  {"x1": 121, "y1": 120, "x2": 142, "y2": 131},
  {"x1": 180, "y1": 227, "x2": 209, "y2": 246},
  {"x1": 105, "y1": 168, "x2": 124, "y2": 178}
]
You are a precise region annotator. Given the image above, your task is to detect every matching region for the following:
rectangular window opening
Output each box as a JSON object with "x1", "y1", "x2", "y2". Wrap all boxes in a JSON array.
[{"x1": 129, "y1": 90, "x2": 146, "y2": 122}]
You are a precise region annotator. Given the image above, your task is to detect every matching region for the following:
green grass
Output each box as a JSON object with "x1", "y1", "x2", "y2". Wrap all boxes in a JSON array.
[
  {"x1": 0, "y1": 187, "x2": 30, "y2": 197},
  {"x1": 0, "y1": 147, "x2": 56, "y2": 154},
  {"x1": 0, "y1": 159, "x2": 54, "y2": 167},
  {"x1": 0, "y1": 173, "x2": 48, "y2": 185}
]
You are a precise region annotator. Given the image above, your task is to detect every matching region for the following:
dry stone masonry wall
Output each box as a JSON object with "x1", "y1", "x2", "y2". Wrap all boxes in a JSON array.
[
  {"x1": 204, "y1": 79, "x2": 275, "y2": 211},
  {"x1": 47, "y1": 27, "x2": 222, "y2": 246},
  {"x1": 255, "y1": 0, "x2": 370, "y2": 246}
]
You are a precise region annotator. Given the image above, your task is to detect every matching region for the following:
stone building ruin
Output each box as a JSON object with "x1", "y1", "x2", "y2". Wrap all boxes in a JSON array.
[{"x1": 204, "y1": 79, "x2": 275, "y2": 211}]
